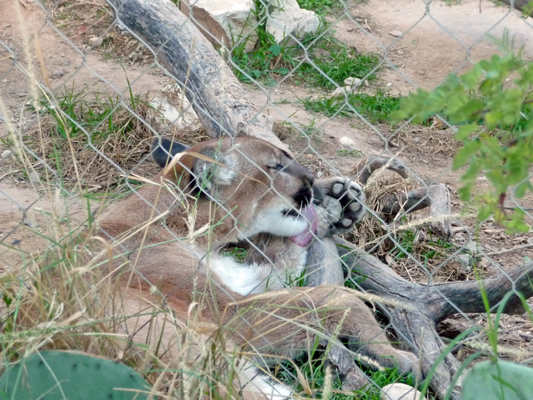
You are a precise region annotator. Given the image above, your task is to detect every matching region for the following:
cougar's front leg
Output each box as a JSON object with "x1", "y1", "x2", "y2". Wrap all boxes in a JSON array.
[{"x1": 306, "y1": 177, "x2": 366, "y2": 287}]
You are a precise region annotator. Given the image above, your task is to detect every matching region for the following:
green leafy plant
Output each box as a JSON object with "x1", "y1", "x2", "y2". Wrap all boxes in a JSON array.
[{"x1": 392, "y1": 38, "x2": 533, "y2": 232}]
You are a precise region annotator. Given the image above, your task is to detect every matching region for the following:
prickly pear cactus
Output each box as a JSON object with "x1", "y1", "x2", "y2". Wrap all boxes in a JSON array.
[
  {"x1": 0, "y1": 350, "x2": 150, "y2": 400},
  {"x1": 461, "y1": 360, "x2": 533, "y2": 400}
]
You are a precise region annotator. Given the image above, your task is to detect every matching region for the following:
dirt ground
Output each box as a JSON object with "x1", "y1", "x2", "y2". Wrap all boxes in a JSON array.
[{"x1": 1, "y1": 0, "x2": 533, "y2": 362}]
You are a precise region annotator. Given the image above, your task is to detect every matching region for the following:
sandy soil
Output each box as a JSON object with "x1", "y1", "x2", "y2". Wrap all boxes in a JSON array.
[{"x1": 1, "y1": 0, "x2": 533, "y2": 355}]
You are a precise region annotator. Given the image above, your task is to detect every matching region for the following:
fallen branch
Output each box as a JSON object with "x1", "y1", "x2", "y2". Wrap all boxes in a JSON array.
[
  {"x1": 106, "y1": 0, "x2": 291, "y2": 155},
  {"x1": 336, "y1": 236, "x2": 533, "y2": 399}
]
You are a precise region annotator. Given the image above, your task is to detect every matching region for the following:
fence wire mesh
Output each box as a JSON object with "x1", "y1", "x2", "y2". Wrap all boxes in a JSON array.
[{"x1": 1, "y1": 0, "x2": 533, "y2": 398}]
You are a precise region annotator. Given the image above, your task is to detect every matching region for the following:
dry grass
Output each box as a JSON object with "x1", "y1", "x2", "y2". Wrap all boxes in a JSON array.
[
  {"x1": 47, "y1": 0, "x2": 154, "y2": 66},
  {"x1": 19, "y1": 88, "x2": 207, "y2": 191}
]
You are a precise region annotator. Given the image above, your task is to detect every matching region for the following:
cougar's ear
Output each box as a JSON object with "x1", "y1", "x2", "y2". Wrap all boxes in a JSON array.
[
  {"x1": 152, "y1": 137, "x2": 189, "y2": 167},
  {"x1": 190, "y1": 147, "x2": 238, "y2": 193}
]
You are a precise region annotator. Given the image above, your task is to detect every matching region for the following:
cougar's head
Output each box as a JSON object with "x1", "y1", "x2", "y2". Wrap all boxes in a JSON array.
[{"x1": 161, "y1": 136, "x2": 318, "y2": 246}]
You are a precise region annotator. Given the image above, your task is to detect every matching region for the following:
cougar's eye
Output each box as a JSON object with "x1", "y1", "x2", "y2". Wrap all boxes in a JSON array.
[{"x1": 267, "y1": 163, "x2": 284, "y2": 171}]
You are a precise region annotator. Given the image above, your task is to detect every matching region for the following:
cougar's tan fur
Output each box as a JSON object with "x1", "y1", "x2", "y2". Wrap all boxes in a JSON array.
[{"x1": 91, "y1": 136, "x2": 417, "y2": 398}]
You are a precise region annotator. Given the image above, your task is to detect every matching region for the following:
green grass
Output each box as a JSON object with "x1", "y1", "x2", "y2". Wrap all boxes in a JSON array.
[
  {"x1": 391, "y1": 229, "x2": 455, "y2": 263},
  {"x1": 299, "y1": 44, "x2": 380, "y2": 89},
  {"x1": 278, "y1": 356, "x2": 419, "y2": 399},
  {"x1": 302, "y1": 90, "x2": 400, "y2": 123},
  {"x1": 32, "y1": 83, "x2": 143, "y2": 143},
  {"x1": 22, "y1": 82, "x2": 159, "y2": 190},
  {"x1": 297, "y1": 0, "x2": 336, "y2": 15},
  {"x1": 230, "y1": 2, "x2": 380, "y2": 89}
]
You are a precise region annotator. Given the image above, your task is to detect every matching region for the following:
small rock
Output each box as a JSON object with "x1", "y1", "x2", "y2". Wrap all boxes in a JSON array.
[
  {"x1": 344, "y1": 77, "x2": 362, "y2": 87},
  {"x1": 17, "y1": 92, "x2": 28, "y2": 98},
  {"x1": 49, "y1": 68, "x2": 66, "y2": 79},
  {"x1": 2, "y1": 24, "x2": 11, "y2": 29},
  {"x1": 61, "y1": 59, "x2": 70, "y2": 67},
  {"x1": 413, "y1": 137, "x2": 419, "y2": 143},
  {"x1": 316, "y1": 171, "x2": 323, "y2": 178},
  {"x1": 182, "y1": 0, "x2": 258, "y2": 52},
  {"x1": 457, "y1": 254, "x2": 472, "y2": 271},
  {"x1": 29, "y1": 171, "x2": 40, "y2": 183},
  {"x1": 454, "y1": 232, "x2": 466, "y2": 242},
  {"x1": 381, "y1": 383, "x2": 426, "y2": 400},
  {"x1": 266, "y1": 0, "x2": 320, "y2": 45},
  {"x1": 437, "y1": 318, "x2": 470, "y2": 339},
  {"x1": 1, "y1": 150, "x2": 12, "y2": 159},
  {"x1": 386, "y1": 82, "x2": 392, "y2": 87},
  {"x1": 389, "y1": 30, "x2": 404, "y2": 38},
  {"x1": 88, "y1": 36, "x2": 103, "y2": 47},
  {"x1": 339, "y1": 136, "x2": 357, "y2": 148},
  {"x1": 330, "y1": 86, "x2": 358, "y2": 98}
]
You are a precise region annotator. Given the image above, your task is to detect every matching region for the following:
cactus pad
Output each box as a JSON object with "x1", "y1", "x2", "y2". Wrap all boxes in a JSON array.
[{"x1": 0, "y1": 350, "x2": 150, "y2": 400}]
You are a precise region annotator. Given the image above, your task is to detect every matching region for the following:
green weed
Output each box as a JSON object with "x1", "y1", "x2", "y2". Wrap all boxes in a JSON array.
[
  {"x1": 299, "y1": 42, "x2": 380, "y2": 88},
  {"x1": 278, "y1": 356, "x2": 419, "y2": 399},
  {"x1": 222, "y1": 246, "x2": 247, "y2": 263},
  {"x1": 391, "y1": 229, "x2": 455, "y2": 263},
  {"x1": 230, "y1": 3, "x2": 380, "y2": 89},
  {"x1": 302, "y1": 90, "x2": 400, "y2": 123},
  {"x1": 31, "y1": 83, "x2": 143, "y2": 143},
  {"x1": 338, "y1": 149, "x2": 363, "y2": 157},
  {"x1": 297, "y1": 0, "x2": 336, "y2": 16}
]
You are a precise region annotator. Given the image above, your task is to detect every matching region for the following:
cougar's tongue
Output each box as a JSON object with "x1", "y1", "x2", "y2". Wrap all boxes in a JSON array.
[{"x1": 289, "y1": 205, "x2": 318, "y2": 247}]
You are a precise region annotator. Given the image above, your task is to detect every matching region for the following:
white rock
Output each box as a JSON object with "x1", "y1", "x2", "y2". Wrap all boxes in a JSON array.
[
  {"x1": 389, "y1": 30, "x2": 404, "y2": 38},
  {"x1": 29, "y1": 171, "x2": 41, "y2": 183},
  {"x1": 339, "y1": 136, "x2": 357, "y2": 149},
  {"x1": 150, "y1": 84, "x2": 201, "y2": 130},
  {"x1": 381, "y1": 383, "x2": 426, "y2": 400},
  {"x1": 88, "y1": 37, "x2": 103, "y2": 47},
  {"x1": 344, "y1": 77, "x2": 362, "y2": 87},
  {"x1": 330, "y1": 86, "x2": 359, "y2": 98},
  {"x1": 1, "y1": 150, "x2": 12, "y2": 159},
  {"x1": 266, "y1": 0, "x2": 320, "y2": 45},
  {"x1": 181, "y1": 0, "x2": 258, "y2": 53}
]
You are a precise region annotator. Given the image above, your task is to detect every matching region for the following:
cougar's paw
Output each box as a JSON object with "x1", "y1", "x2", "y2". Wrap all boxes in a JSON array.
[{"x1": 314, "y1": 177, "x2": 365, "y2": 233}]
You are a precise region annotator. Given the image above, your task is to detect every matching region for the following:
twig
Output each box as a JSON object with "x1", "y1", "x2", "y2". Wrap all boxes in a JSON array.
[
  {"x1": 0, "y1": 170, "x2": 21, "y2": 181},
  {"x1": 486, "y1": 242, "x2": 533, "y2": 256}
]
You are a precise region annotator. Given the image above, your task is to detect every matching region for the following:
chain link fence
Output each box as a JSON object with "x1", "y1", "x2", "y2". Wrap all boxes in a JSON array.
[{"x1": 1, "y1": 0, "x2": 533, "y2": 398}]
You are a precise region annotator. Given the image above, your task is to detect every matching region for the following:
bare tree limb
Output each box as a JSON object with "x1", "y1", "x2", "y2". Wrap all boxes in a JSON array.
[
  {"x1": 355, "y1": 156, "x2": 409, "y2": 185},
  {"x1": 336, "y1": 237, "x2": 533, "y2": 399}
]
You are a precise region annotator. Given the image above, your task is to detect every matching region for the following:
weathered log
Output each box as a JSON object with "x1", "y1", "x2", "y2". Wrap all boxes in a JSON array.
[
  {"x1": 105, "y1": 0, "x2": 291, "y2": 154},
  {"x1": 336, "y1": 237, "x2": 533, "y2": 400}
]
